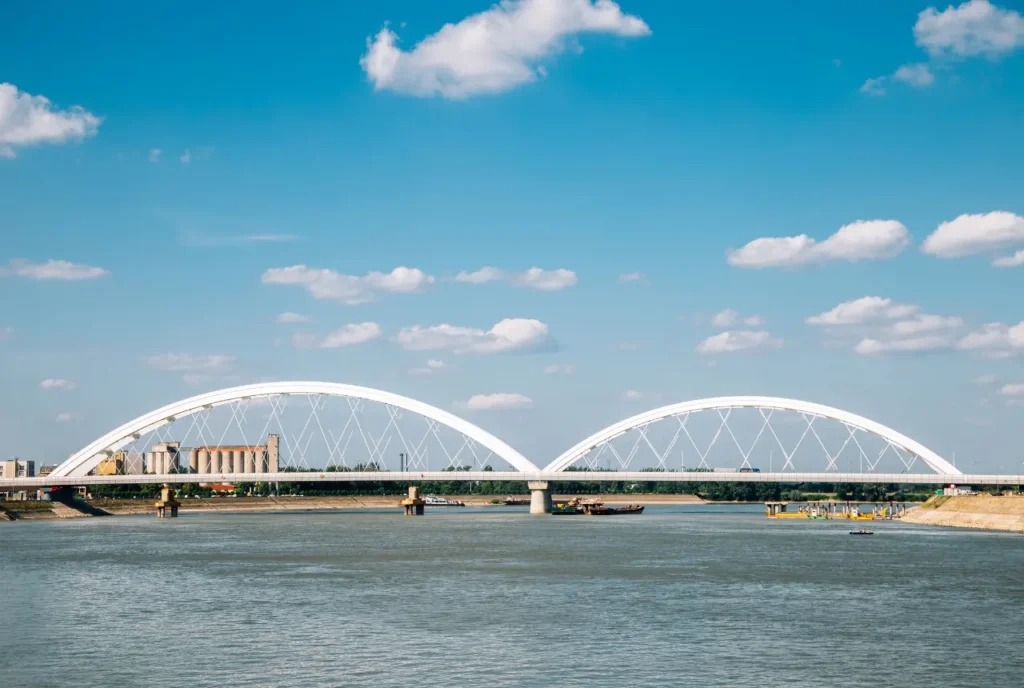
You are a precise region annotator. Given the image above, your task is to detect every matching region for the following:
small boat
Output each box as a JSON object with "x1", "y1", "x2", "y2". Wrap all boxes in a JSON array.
[
  {"x1": 849, "y1": 529, "x2": 874, "y2": 535},
  {"x1": 502, "y1": 497, "x2": 530, "y2": 506},
  {"x1": 423, "y1": 495, "x2": 465, "y2": 507}
]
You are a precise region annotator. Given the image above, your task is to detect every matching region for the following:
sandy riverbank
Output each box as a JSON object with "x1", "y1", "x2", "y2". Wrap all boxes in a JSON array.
[
  {"x1": 2, "y1": 493, "x2": 705, "y2": 519},
  {"x1": 901, "y1": 494, "x2": 1024, "y2": 533}
]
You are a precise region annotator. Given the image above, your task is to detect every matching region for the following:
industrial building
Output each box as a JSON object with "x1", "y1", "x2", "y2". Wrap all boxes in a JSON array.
[
  {"x1": 95, "y1": 451, "x2": 145, "y2": 476},
  {"x1": 146, "y1": 443, "x2": 181, "y2": 474},
  {"x1": 2, "y1": 460, "x2": 35, "y2": 479},
  {"x1": 188, "y1": 434, "x2": 279, "y2": 474}
]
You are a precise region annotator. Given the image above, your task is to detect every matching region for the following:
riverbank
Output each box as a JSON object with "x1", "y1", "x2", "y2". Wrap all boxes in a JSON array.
[
  {"x1": 901, "y1": 494, "x2": 1024, "y2": 533},
  {"x1": 2, "y1": 493, "x2": 704, "y2": 519}
]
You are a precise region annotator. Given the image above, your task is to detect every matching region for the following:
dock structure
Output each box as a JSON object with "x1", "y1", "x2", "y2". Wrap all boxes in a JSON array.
[
  {"x1": 155, "y1": 485, "x2": 180, "y2": 518},
  {"x1": 400, "y1": 486, "x2": 425, "y2": 516}
]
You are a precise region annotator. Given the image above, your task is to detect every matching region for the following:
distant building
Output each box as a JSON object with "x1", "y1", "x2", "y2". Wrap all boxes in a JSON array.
[
  {"x1": 92, "y1": 450, "x2": 145, "y2": 476},
  {"x1": 37, "y1": 465, "x2": 59, "y2": 478},
  {"x1": 146, "y1": 442, "x2": 181, "y2": 474},
  {"x1": 190, "y1": 434, "x2": 279, "y2": 474},
  {"x1": 2, "y1": 460, "x2": 35, "y2": 479}
]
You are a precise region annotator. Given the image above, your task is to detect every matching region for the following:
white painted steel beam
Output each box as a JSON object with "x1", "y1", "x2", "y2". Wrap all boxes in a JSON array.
[
  {"x1": 545, "y1": 396, "x2": 959, "y2": 475},
  {"x1": 50, "y1": 382, "x2": 539, "y2": 477}
]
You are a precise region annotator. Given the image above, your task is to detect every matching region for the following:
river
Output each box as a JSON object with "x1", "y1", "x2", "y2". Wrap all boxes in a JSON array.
[{"x1": 2, "y1": 505, "x2": 1022, "y2": 687}]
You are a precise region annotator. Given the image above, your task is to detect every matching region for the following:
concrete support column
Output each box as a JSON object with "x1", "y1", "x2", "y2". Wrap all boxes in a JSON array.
[
  {"x1": 189, "y1": 450, "x2": 199, "y2": 473},
  {"x1": 198, "y1": 450, "x2": 211, "y2": 474},
  {"x1": 528, "y1": 481, "x2": 552, "y2": 515},
  {"x1": 232, "y1": 450, "x2": 243, "y2": 474},
  {"x1": 244, "y1": 450, "x2": 255, "y2": 474},
  {"x1": 210, "y1": 451, "x2": 222, "y2": 474}
]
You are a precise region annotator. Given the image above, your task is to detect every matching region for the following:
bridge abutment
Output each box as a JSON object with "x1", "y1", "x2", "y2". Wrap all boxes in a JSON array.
[{"x1": 528, "y1": 481, "x2": 552, "y2": 515}]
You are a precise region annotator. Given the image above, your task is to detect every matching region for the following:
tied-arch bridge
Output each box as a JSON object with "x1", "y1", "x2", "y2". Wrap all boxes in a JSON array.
[{"x1": 8, "y1": 382, "x2": 1016, "y2": 510}]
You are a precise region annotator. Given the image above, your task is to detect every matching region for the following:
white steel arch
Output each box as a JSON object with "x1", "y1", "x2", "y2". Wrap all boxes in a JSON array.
[
  {"x1": 51, "y1": 382, "x2": 539, "y2": 477},
  {"x1": 545, "y1": 396, "x2": 959, "y2": 475}
]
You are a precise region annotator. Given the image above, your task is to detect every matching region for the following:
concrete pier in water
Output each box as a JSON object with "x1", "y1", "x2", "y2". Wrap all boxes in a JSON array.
[{"x1": 529, "y1": 481, "x2": 552, "y2": 515}]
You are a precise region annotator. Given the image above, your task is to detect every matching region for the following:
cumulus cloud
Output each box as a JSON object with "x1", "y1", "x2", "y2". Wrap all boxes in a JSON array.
[
  {"x1": 621, "y1": 390, "x2": 644, "y2": 401},
  {"x1": 463, "y1": 392, "x2": 533, "y2": 410},
  {"x1": 410, "y1": 359, "x2": 448, "y2": 375},
  {"x1": 974, "y1": 374, "x2": 998, "y2": 384},
  {"x1": 618, "y1": 272, "x2": 647, "y2": 284},
  {"x1": 544, "y1": 363, "x2": 575, "y2": 375},
  {"x1": 956, "y1": 321, "x2": 1024, "y2": 358},
  {"x1": 261, "y1": 265, "x2": 434, "y2": 304},
  {"x1": 55, "y1": 412, "x2": 77, "y2": 423},
  {"x1": 318, "y1": 323, "x2": 383, "y2": 348},
  {"x1": 1, "y1": 259, "x2": 108, "y2": 281},
  {"x1": 454, "y1": 267, "x2": 577, "y2": 291},
  {"x1": 142, "y1": 353, "x2": 235, "y2": 372},
  {"x1": 149, "y1": 148, "x2": 161, "y2": 163},
  {"x1": 859, "y1": 76, "x2": 888, "y2": 95},
  {"x1": 360, "y1": 0, "x2": 650, "y2": 99},
  {"x1": 921, "y1": 211, "x2": 1024, "y2": 258},
  {"x1": 993, "y1": 249, "x2": 1024, "y2": 267},
  {"x1": 727, "y1": 220, "x2": 909, "y2": 268},
  {"x1": 893, "y1": 63, "x2": 936, "y2": 86},
  {"x1": 914, "y1": 0, "x2": 1024, "y2": 59},
  {"x1": 890, "y1": 314, "x2": 964, "y2": 335},
  {"x1": 696, "y1": 330, "x2": 781, "y2": 354},
  {"x1": 854, "y1": 335, "x2": 953, "y2": 355},
  {"x1": 1000, "y1": 383, "x2": 1024, "y2": 396},
  {"x1": 711, "y1": 309, "x2": 764, "y2": 328},
  {"x1": 396, "y1": 318, "x2": 552, "y2": 354},
  {"x1": 806, "y1": 297, "x2": 919, "y2": 326},
  {"x1": 276, "y1": 312, "x2": 312, "y2": 324},
  {"x1": 0, "y1": 83, "x2": 101, "y2": 158},
  {"x1": 40, "y1": 378, "x2": 75, "y2": 391}
]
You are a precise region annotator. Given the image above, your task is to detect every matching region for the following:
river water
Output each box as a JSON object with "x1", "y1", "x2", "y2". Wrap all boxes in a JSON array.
[{"x1": 2, "y1": 505, "x2": 1022, "y2": 687}]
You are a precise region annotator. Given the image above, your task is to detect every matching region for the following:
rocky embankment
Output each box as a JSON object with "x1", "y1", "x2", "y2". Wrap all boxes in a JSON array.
[{"x1": 901, "y1": 494, "x2": 1024, "y2": 533}]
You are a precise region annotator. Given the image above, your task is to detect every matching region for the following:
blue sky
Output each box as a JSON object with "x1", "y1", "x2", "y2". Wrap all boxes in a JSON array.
[{"x1": 1, "y1": 0, "x2": 1023, "y2": 472}]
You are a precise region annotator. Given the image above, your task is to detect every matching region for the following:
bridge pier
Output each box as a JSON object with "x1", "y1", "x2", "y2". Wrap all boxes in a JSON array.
[
  {"x1": 155, "y1": 485, "x2": 180, "y2": 518},
  {"x1": 528, "y1": 481, "x2": 552, "y2": 515}
]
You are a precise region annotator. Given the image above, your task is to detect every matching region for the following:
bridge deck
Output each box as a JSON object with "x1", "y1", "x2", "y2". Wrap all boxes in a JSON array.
[{"x1": 1, "y1": 471, "x2": 1020, "y2": 489}]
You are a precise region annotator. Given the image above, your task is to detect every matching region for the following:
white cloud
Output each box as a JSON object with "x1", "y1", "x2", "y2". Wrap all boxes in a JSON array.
[
  {"x1": 396, "y1": 318, "x2": 552, "y2": 354},
  {"x1": 974, "y1": 374, "x2": 998, "y2": 384},
  {"x1": 410, "y1": 359, "x2": 448, "y2": 375},
  {"x1": 890, "y1": 314, "x2": 963, "y2": 335},
  {"x1": 859, "y1": 77, "x2": 887, "y2": 95},
  {"x1": 276, "y1": 312, "x2": 312, "y2": 324},
  {"x1": 184, "y1": 232, "x2": 299, "y2": 247},
  {"x1": 921, "y1": 211, "x2": 1024, "y2": 258},
  {"x1": 360, "y1": 0, "x2": 650, "y2": 99},
  {"x1": 1, "y1": 259, "x2": 108, "y2": 281},
  {"x1": 319, "y1": 323, "x2": 383, "y2": 348},
  {"x1": 854, "y1": 335, "x2": 953, "y2": 355},
  {"x1": 892, "y1": 63, "x2": 935, "y2": 86},
  {"x1": 1000, "y1": 383, "x2": 1024, "y2": 396},
  {"x1": 142, "y1": 353, "x2": 235, "y2": 372},
  {"x1": 180, "y1": 149, "x2": 191, "y2": 164},
  {"x1": 618, "y1": 272, "x2": 646, "y2": 283},
  {"x1": 711, "y1": 309, "x2": 763, "y2": 328},
  {"x1": 55, "y1": 412, "x2": 77, "y2": 423},
  {"x1": 40, "y1": 378, "x2": 75, "y2": 391},
  {"x1": 463, "y1": 392, "x2": 533, "y2": 410},
  {"x1": 0, "y1": 83, "x2": 101, "y2": 157},
  {"x1": 914, "y1": 0, "x2": 1024, "y2": 59},
  {"x1": 454, "y1": 267, "x2": 577, "y2": 291},
  {"x1": 993, "y1": 249, "x2": 1024, "y2": 267},
  {"x1": 806, "y1": 297, "x2": 919, "y2": 326},
  {"x1": 727, "y1": 220, "x2": 909, "y2": 268},
  {"x1": 696, "y1": 330, "x2": 780, "y2": 354},
  {"x1": 621, "y1": 390, "x2": 644, "y2": 401},
  {"x1": 149, "y1": 148, "x2": 161, "y2": 163},
  {"x1": 261, "y1": 265, "x2": 434, "y2": 304},
  {"x1": 544, "y1": 363, "x2": 575, "y2": 375},
  {"x1": 957, "y1": 321, "x2": 1024, "y2": 358}
]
